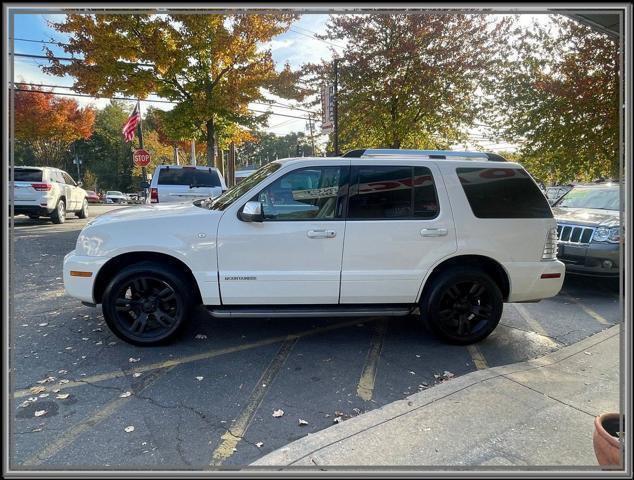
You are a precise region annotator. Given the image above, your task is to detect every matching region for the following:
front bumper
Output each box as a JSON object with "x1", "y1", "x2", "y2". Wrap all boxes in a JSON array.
[
  {"x1": 63, "y1": 251, "x2": 109, "y2": 303},
  {"x1": 557, "y1": 242, "x2": 620, "y2": 277},
  {"x1": 504, "y1": 260, "x2": 566, "y2": 302}
]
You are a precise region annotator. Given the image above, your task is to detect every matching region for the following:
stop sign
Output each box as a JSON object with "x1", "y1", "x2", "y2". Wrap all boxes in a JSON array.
[{"x1": 133, "y1": 149, "x2": 151, "y2": 167}]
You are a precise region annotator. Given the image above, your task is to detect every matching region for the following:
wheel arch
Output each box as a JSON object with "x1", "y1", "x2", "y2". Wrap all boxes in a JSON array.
[
  {"x1": 418, "y1": 254, "x2": 511, "y2": 303},
  {"x1": 93, "y1": 251, "x2": 202, "y2": 305}
]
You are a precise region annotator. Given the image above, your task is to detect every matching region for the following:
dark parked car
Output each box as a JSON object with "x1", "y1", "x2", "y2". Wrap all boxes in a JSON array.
[{"x1": 552, "y1": 182, "x2": 621, "y2": 277}]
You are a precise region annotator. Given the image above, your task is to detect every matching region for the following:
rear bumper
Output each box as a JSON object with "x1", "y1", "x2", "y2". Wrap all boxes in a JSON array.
[
  {"x1": 557, "y1": 242, "x2": 620, "y2": 277},
  {"x1": 13, "y1": 205, "x2": 54, "y2": 216},
  {"x1": 504, "y1": 260, "x2": 566, "y2": 302},
  {"x1": 63, "y1": 251, "x2": 109, "y2": 303}
]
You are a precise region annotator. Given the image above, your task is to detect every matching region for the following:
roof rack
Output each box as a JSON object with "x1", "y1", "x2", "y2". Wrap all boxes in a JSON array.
[{"x1": 342, "y1": 149, "x2": 507, "y2": 162}]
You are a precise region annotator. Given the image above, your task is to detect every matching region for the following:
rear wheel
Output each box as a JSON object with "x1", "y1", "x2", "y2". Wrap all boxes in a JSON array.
[
  {"x1": 50, "y1": 199, "x2": 66, "y2": 224},
  {"x1": 76, "y1": 199, "x2": 89, "y2": 219},
  {"x1": 420, "y1": 267, "x2": 503, "y2": 345},
  {"x1": 102, "y1": 262, "x2": 193, "y2": 346}
]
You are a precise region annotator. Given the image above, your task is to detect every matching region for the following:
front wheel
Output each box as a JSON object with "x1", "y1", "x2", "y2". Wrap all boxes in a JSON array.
[
  {"x1": 102, "y1": 262, "x2": 194, "y2": 346},
  {"x1": 420, "y1": 267, "x2": 503, "y2": 345},
  {"x1": 76, "y1": 199, "x2": 89, "y2": 219}
]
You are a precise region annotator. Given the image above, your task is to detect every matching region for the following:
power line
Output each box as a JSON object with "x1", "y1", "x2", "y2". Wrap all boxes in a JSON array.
[
  {"x1": 12, "y1": 81, "x2": 319, "y2": 116},
  {"x1": 288, "y1": 28, "x2": 345, "y2": 50},
  {"x1": 10, "y1": 86, "x2": 312, "y2": 120}
]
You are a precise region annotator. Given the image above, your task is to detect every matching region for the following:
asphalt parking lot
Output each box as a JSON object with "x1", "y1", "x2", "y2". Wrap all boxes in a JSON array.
[{"x1": 9, "y1": 205, "x2": 622, "y2": 469}]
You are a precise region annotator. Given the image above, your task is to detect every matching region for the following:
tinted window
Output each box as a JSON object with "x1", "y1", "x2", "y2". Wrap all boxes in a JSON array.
[
  {"x1": 158, "y1": 168, "x2": 221, "y2": 187},
  {"x1": 348, "y1": 165, "x2": 439, "y2": 219},
  {"x1": 456, "y1": 167, "x2": 552, "y2": 218},
  {"x1": 256, "y1": 166, "x2": 346, "y2": 221},
  {"x1": 208, "y1": 163, "x2": 281, "y2": 211},
  {"x1": 13, "y1": 168, "x2": 42, "y2": 182}
]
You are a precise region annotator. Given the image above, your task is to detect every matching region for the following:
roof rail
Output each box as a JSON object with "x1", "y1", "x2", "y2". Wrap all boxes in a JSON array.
[{"x1": 342, "y1": 149, "x2": 507, "y2": 162}]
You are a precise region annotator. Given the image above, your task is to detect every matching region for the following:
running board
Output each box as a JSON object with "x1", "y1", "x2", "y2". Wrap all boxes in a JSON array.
[{"x1": 207, "y1": 304, "x2": 416, "y2": 319}]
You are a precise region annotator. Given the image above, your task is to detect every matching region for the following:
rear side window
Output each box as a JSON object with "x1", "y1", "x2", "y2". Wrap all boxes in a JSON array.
[
  {"x1": 157, "y1": 168, "x2": 221, "y2": 187},
  {"x1": 456, "y1": 167, "x2": 552, "y2": 218},
  {"x1": 348, "y1": 165, "x2": 439, "y2": 219},
  {"x1": 13, "y1": 168, "x2": 42, "y2": 182}
]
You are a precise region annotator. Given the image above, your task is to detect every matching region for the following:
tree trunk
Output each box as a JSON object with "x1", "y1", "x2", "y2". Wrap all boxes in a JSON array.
[{"x1": 206, "y1": 117, "x2": 215, "y2": 167}]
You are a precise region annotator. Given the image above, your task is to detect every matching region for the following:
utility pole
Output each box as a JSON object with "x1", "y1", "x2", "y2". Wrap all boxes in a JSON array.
[
  {"x1": 191, "y1": 140, "x2": 196, "y2": 166},
  {"x1": 174, "y1": 146, "x2": 180, "y2": 165},
  {"x1": 136, "y1": 100, "x2": 148, "y2": 201},
  {"x1": 333, "y1": 57, "x2": 340, "y2": 156},
  {"x1": 307, "y1": 115, "x2": 315, "y2": 156}
]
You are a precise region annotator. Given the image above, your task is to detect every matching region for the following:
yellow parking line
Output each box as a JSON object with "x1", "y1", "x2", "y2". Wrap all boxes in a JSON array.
[
  {"x1": 466, "y1": 344, "x2": 488, "y2": 370},
  {"x1": 356, "y1": 321, "x2": 387, "y2": 401},
  {"x1": 511, "y1": 303, "x2": 550, "y2": 337},
  {"x1": 14, "y1": 318, "x2": 372, "y2": 399},
  {"x1": 560, "y1": 292, "x2": 611, "y2": 325},
  {"x1": 209, "y1": 338, "x2": 297, "y2": 466},
  {"x1": 22, "y1": 366, "x2": 175, "y2": 466}
]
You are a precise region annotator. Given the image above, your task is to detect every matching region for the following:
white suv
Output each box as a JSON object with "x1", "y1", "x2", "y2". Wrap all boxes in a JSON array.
[
  {"x1": 12, "y1": 166, "x2": 88, "y2": 223},
  {"x1": 64, "y1": 150, "x2": 565, "y2": 346},
  {"x1": 148, "y1": 165, "x2": 226, "y2": 204}
]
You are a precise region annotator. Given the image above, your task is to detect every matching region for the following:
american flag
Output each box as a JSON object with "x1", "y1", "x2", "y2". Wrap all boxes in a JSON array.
[{"x1": 122, "y1": 103, "x2": 141, "y2": 142}]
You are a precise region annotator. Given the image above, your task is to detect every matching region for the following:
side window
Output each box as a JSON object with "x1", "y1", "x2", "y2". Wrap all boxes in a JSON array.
[
  {"x1": 348, "y1": 165, "x2": 439, "y2": 220},
  {"x1": 255, "y1": 166, "x2": 346, "y2": 221},
  {"x1": 61, "y1": 172, "x2": 76, "y2": 186},
  {"x1": 52, "y1": 171, "x2": 64, "y2": 184},
  {"x1": 456, "y1": 167, "x2": 553, "y2": 218}
]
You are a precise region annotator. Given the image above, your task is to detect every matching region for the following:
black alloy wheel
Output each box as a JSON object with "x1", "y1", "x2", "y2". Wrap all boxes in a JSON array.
[
  {"x1": 102, "y1": 263, "x2": 193, "y2": 345},
  {"x1": 421, "y1": 267, "x2": 503, "y2": 345}
]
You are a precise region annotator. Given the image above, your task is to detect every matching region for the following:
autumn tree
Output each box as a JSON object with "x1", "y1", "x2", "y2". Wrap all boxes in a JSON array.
[
  {"x1": 482, "y1": 16, "x2": 619, "y2": 184},
  {"x1": 44, "y1": 13, "x2": 305, "y2": 167},
  {"x1": 14, "y1": 85, "x2": 95, "y2": 167},
  {"x1": 303, "y1": 14, "x2": 511, "y2": 153}
]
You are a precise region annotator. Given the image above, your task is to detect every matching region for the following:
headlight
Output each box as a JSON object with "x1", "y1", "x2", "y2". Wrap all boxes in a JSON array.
[{"x1": 593, "y1": 226, "x2": 620, "y2": 243}]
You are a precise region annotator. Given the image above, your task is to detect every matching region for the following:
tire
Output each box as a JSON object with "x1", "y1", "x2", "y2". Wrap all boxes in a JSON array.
[
  {"x1": 101, "y1": 262, "x2": 194, "y2": 346},
  {"x1": 420, "y1": 266, "x2": 503, "y2": 345},
  {"x1": 76, "y1": 199, "x2": 89, "y2": 219},
  {"x1": 50, "y1": 199, "x2": 66, "y2": 224}
]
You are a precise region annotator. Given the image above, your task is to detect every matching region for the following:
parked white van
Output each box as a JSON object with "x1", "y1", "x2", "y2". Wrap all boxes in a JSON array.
[
  {"x1": 149, "y1": 165, "x2": 226, "y2": 204},
  {"x1": 64, "y1": 149, "x2": 565, "y2": 346}
]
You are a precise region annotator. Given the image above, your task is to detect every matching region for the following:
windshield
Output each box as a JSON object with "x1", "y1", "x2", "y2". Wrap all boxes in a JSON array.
[
  {"x1": 196, "y1": 162, "x2": 281, "y2": 211},
  {"x1": 556, "y1": 187, "x2": 619, "y2": 210},
  {"x1": 107, "y1": 191, "x2": 123, "y2": 196}
]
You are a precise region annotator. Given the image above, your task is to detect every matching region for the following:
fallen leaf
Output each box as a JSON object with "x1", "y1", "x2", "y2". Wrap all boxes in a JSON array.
[
  {"x1": 59, "y1": 379, "x2": 70, "y2": 384},
  {"x1": 119, "y1": 391, "x2": 132, "y2": 398},
  {"x1": 34, "y1": 410, "x2": 47, "y2": 417},
  {"x1": 333, "y1": 416, "x2": 342, "y2": 423},
  {"x1": 29, "y1": 386, "x2": 46, "y2": 394},
  {"x1": 195, "y1": 334, "x2": 207, "y2": 340},
  {"x1": 56, "y1": 393, "x2": 70, "y2": 400},
  {"x1": 57, "y1": 370, "x2": 67, "y2": 374},
  {"x1": 124, "y1": 425, "x2": 135, "y2": 433},
  {"x1": 298, "y1": 419, "x2": 309, "y2": 426},
  {"x1": 409, "y1": 371, "x2": 416, "y2": 375},
  {"x1": 38, "y1": 323, "x2": 48, "y2": 327},
  {"x1": 132, "y1": 373, "x2": 142, "y2": 378},
  {"x1": 36, "y1": 377, "x2": 55, "y2": 384},
  {"x1": 95, "y1": 341, "x2": 103, "y2": 345},
  {"x1": 272, "y1": 409, "x2": 284, "y2": 418},
  {"x1": 256, "y1": 442, "x2": 263, "y2": 448},
  {"x1": 195, "y1": 376, "x2": 204, "y2": 381},
  {"x1": 443, "y1": 370, "x2": 454, "y2": 378},
  {"x1": 19, "y1": 400, "x2": 31, "y2": 408},
  {"x1": 129, "y1": 357, "x2": 140, "y2": 363},
  {"x1": 584, "y1": 351, "x2": 592, "y2": 356},
  {"x1": 38, "y1": 393, "x2": 49, "y2": 398}
]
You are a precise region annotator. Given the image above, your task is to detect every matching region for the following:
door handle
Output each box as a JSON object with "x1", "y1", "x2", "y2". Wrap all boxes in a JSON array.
[
  {"x1": 420, "y1": 228, "x2": 448, "y2": 237},
  {"x1": 307, "y1": 229, "x2": 336, "y2": 239}
]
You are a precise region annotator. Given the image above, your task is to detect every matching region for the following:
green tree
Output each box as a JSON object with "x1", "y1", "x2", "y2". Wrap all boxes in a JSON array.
[
  {"x1": 239, "y1": 131, "x2": 313, "y2": 166},
  {"x1": 303, "y1": 14, "x2": 510, "y2": 153},
  {"x1": 482, "y1": 16, "x2": 619, "y2": 184},
  {"x1": 44, "y1": 13, "x2": 305, "y2": 167},
  {"x1": 75, "y1": 101, "x2": 135, "y2": 192}
]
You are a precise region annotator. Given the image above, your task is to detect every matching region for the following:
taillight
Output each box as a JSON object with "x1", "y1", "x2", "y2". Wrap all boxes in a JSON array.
[
  {"x1": 542, "y1": 226, "x2": 558, "y2": 260},
  {"x1": 31, "y1": 183, "x2": 53, "y2": 191},
  {"x1": 150, "y1": 187, "x2": 159, "y2": 203}
]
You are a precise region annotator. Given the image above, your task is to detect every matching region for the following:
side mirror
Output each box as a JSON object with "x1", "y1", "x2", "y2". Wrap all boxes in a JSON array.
[
  {"x1": 239, "y1": 201, "x2": 264, "y2": 222},
  {"x1": 140, "y1": 181, "x2": 150, "y2": 189},
  {"x1": 77, "y1": 181, "x2": 83, "y2": 187}
]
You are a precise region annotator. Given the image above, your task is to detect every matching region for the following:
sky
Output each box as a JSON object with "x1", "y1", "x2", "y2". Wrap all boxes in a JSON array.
[{"x1": 11, "y1": 12, "x2": 552, "y2": 153}]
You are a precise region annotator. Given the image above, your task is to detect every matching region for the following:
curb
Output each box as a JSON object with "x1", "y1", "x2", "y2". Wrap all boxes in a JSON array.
[{"x1": 251, "y1": 323, "x2": 621, "y2": 467}]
